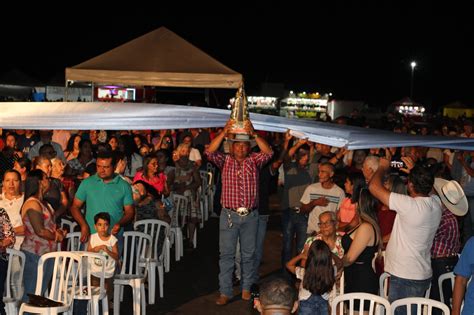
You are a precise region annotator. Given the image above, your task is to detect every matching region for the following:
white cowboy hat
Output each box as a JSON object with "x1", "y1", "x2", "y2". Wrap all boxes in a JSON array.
[
  {"x1": 227, "y1": 133, "x2": 257, "y2": 147},
  {"x1": 433, "y1": 178, "x2": 468, "y2": 216}
]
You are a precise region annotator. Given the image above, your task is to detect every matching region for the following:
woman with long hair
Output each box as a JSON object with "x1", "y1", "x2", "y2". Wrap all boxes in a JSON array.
[
  {"x1": 64, "y1": 134, "x2": 81, "y2": 161},
  {"x1": 133, "y1": 155, "x2": 169, "y2": 195},
  {"x1": 20, "y1": 169, "x2": 66, "y2": 301},
  {"x1": 342, "y1": 188, "x2": 382, "y2": 310},
  {"x1": 338, "y1": 172, "x2": 366, "y2": 232},
  {"x1": 286, "y1": 240, "x2": 336, "y2": 315}
]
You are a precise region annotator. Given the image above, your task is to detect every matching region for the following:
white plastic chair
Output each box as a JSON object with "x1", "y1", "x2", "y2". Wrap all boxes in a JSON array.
[
  {"x1": 170, "y1": 194, "x2": 188, "y2": 260},
  {"x1": 57, "y1": 231, "x2": 82, "y2": 251},
  {"x1": 438, "y1": 271, "x2": 455, "y2": 307},
  {"x1": 3, "y1": 248, "x2": 25, "y2": 315},
  {"x1": 329, "y1": 270, "x2": 345, "y2": 315},
  {"x1": 19, "y1": 251, "x2": 81, "y2": 315},
  {"x1": 391, "y1": 297, "x2": 450, "y2": 315},
  {"x1": 379, "y1": 272, "x2": 431, "y2": 299},
  {"x1": 74, "y1": 252, "x2": 109, "y2": 315},
  {"x1": 113, "y1": 231, "x2": 152, "y2": 315},
  {"x1": 134, "y1": 219, "x2": 171, "y2": 302},
  {"x1": 60, "y1": 218, "x2": 78, "y2": 233},
  {"x1": 331, "y1": 292, "x2": 391, "y2": 315}
]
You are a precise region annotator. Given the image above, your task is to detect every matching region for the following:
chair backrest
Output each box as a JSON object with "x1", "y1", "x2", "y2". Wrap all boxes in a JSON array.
[
  {"x1": 120, "y1": 231, "x2": 152, "y2": 277},
  {"x1": 172, "y1": 194, "x2": 189, "y2": 227},
  {"x1": 4, "y1": 248, "x2": 26, "y2": 300},
  {"x1": 60, "y1": 218, "x2": 78, "y2": 233},
  {"x1": 331, "y1": 292, "x2": 391, "y2": 315},
  {"x1": 134, "y1": 219, "x2": 171, "y2": 260},
  {"x1": 75, "y1": 252, "x2": 106, "y2": 300},
  {"x1": 379, "y1": 272, "x2": 431, "y2": 299},
  {"x1": 64, "y1": 232, "x2": 83, "y2": 251},
  {"x1": 391, "y1": 297, "x2": 450, "y2": 315},
  {"x1": 379, "y1": 272, "x2": 391, "y2": 298},
  {"x1": 38, "y1": 252, "x2": 81, "y2": 306},
  {"x1": 438, "y1": 271, "x2": 455, "y2": 306}
]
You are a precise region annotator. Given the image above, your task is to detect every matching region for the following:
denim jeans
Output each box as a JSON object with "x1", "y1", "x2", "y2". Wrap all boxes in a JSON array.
[
  {"x1": 219, "y1": 208, "x2": 258, "y2": 297},
  {"x1": 281, "y1": 208, "x2": 308, "y2": 273},
  {"x1": 388, "y1": 274, "x2": 432, "y2": 315},
  {"x1": 235, "y1": 214, "x2": 269, "y2": 283},
  {"x1": 299, "y1": 294, "x2": 328, "y2": 315},
  {"x1": 22, "y1": 250, "x2": 54, "y2": 302}
]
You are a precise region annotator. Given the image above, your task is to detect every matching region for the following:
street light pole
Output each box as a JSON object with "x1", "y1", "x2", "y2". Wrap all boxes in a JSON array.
[{"x1": 410, "y1": 61, "x2": 417, "y2": 99}]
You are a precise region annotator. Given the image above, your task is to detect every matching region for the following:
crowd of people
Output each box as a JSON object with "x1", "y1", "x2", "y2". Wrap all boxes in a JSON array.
[{"x1": 0, "y1": 112, "x2": 473, "y2": 314}]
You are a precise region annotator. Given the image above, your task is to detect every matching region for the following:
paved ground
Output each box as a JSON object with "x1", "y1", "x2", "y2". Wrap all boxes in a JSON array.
[{"x1": 118, "y1": 194, "x2": 284, "y2": 315}]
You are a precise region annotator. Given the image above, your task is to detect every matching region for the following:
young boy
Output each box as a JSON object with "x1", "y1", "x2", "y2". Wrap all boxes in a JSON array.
[{"x1": 87, "y1": 212, "x2": 119, "y2": 308}]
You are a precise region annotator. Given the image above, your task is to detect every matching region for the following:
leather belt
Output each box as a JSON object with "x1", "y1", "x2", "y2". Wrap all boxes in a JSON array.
[
  {"x1": 432, "y1": 253, "x2": 458, "y2": 259},
  {"x1": 226, "y1": 207, "x2": 256, "y2": 217}
]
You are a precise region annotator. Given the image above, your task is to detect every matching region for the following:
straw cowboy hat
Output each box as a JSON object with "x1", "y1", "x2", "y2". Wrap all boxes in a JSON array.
[{"x1": 433, "y1": 178, "x2": 468, "y2": 216}]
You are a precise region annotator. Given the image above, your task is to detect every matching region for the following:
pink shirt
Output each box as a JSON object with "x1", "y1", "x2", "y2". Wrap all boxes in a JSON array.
[{"x1": 133, "y1": 171, "x2": 167, "y2": 194}]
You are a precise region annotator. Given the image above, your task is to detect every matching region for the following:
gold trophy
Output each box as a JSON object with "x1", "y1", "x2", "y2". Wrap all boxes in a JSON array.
[{"x1": 229, "y1": 83, "x2": 250, "y2": 135}]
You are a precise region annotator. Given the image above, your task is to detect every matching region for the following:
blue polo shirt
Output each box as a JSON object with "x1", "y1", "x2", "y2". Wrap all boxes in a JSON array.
[
  {"x1": 454, "y1": 237, "x2": 474, "y2": 315},
  {"x1": 75, "y1": 174, "x2": 133, "y2": 233}
]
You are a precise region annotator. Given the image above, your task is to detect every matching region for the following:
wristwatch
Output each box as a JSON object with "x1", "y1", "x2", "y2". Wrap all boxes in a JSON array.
[{"x1": 294, "y1": 207, "x2": 301, "y2": 214}]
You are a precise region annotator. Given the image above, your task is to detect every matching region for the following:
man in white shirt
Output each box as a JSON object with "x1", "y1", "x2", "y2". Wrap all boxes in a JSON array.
[
  {"x1": 369, "y1": 157, "x2": 442, "y2": 315},
  {"x1": 300, "y1": 162, "x2": 345, "y2": 234}
]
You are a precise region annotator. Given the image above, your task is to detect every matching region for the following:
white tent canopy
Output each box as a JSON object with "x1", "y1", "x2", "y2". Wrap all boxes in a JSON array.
[{"x1": 1, "y1": 102, "x2": 473, "y2": 150}]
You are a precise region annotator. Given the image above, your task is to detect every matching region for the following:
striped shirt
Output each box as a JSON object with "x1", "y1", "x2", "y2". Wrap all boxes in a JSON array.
[
  {"x1": 206, "y1": 150, "x2": 272, "y2": 209},
  {"x1": 431, "y1": 207, "x2": 460, "y2": 258}
]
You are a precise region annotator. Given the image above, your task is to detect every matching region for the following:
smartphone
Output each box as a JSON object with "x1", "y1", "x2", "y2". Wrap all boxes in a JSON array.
[{"x1": 390, "y1": 160, "x2": 405, "y2": 168}]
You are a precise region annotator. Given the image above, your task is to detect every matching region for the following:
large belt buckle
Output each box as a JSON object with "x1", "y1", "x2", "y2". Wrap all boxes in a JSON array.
[{"x1": 236, "y1": 207, "x2": 249, "y2": 216}]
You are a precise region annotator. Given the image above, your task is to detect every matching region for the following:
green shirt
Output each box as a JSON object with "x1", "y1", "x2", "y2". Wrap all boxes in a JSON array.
[{"x1": 75, "y1": 174, "x2": 133, "y2": 233}]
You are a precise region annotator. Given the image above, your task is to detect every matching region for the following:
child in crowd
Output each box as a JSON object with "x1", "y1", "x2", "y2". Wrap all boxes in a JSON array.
[
  {"x1": 286, "y1": 240, "x2": 336, "y2": 315},
  {"x1": 87, "y1": 212, "x2": 119, "y2": 309}
]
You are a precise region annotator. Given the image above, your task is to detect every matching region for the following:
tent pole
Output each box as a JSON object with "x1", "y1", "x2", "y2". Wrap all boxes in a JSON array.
[
  {"x1": 91, "y1": 82, "x2": 94, "y2": 102},
  {"x1": 65, "y1": 81, "x2": 69, "y2": 102}
]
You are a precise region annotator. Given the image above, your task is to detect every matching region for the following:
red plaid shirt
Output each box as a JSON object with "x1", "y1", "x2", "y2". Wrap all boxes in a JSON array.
[
  {"x1": 206, "y1": 150, "x2": 272, "y2": 209},
  {"x1": 431, "y1": 207, "x2": 460, "y2": 258}
]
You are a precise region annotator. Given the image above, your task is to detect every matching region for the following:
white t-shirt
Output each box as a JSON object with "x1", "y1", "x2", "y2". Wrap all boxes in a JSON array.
[
  {"x1": 88, "y1": 233, "x2": 118, "y2": 278},
  {"x1": 189, "y1": 148, "x2": 202, "y2": 163},
  {"x1": 385, "y1": 192, "x2": 442, "y2": 280},
  {"x1": 300, "y1": 183, "x2": 345, "y2": 233},
  {"x1": 0, "y1": 193, "x2": 25, "y2": 250}
]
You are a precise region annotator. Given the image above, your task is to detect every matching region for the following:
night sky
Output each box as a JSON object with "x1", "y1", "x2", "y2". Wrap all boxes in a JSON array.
[{"x1": 1, "y1": 3, "x2": 473, "y2": 111}]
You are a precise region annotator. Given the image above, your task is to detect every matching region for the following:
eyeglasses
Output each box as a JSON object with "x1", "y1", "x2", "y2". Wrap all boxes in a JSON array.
[{"x1": 317, "y1": 220, "x2": 334, "y2": 227}]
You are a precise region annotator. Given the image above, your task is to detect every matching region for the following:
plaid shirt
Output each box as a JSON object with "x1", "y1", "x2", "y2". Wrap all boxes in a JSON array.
[
  {"x1": 206, "y1": 150, "x2": 272, "y2": 209},
  {"x1": 431, "y1": 207, "x2": 460, "y2": 258}
]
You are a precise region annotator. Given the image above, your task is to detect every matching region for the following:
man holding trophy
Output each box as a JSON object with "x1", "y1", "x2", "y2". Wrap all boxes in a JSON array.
[{"x1": 205, "y1": 85, "x2": 273, "y2": 305}]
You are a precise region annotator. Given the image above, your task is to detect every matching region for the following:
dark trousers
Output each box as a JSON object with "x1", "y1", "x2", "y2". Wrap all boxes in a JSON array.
[
  {"x1": 430, "y1": 256, "x2": 458, "y2": 314},
  {"x1": 0, "y1": 258, "x2": 7, "y2": 315}
]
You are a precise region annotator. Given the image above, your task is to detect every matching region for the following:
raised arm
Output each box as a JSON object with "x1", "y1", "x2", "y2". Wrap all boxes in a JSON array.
[
  {"x1": 207, "y1": 120, "x2": 233, "y2": 153},
  {"x1": 368, "y1": 157, "x2": 391, "y2": 206},
  {"x1": 245, "y1": 121, "x2": 272, "y2": 154}
]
